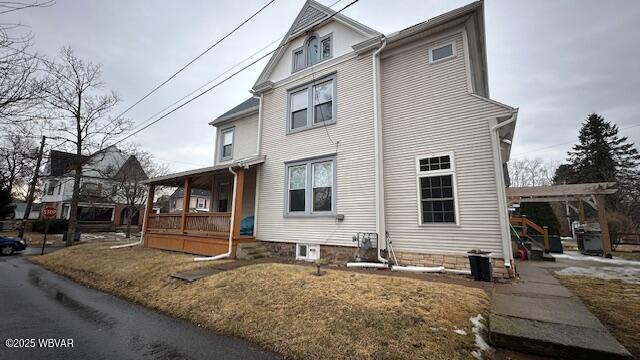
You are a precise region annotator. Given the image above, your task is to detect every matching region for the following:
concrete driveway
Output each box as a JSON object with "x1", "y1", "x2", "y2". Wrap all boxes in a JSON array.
[{"x1": 0, "y1": 253, "x2": 280, "y2": 360}]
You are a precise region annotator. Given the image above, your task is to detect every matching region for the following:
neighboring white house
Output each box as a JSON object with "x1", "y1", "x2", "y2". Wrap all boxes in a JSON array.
[
  {"x1": 143, "y1": 0, "x2": 517, "y2": 277},
  {"x1": 41, "y1": 146, "x2": 148, "y2": 230}
]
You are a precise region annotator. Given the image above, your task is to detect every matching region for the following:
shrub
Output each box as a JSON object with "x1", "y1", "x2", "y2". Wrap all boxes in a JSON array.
[
  {"x1": 32, "y1": 219, "x2": 69, "y2": 234},
  {"x1": 520, "y1": 202, "x2": 561, "y2": 235}
]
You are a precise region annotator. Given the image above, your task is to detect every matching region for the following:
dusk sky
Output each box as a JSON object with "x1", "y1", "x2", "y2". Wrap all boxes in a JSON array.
[{"x1": 13, "y1": 0, "x2": 640, "y2": 171}]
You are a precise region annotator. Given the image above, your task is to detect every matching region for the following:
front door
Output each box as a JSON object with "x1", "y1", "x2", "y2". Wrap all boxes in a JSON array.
[{"x1": 217, "y1": 183, "x2": 231, "y2": 212}]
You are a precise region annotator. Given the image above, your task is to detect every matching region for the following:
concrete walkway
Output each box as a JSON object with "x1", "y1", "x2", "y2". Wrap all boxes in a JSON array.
[{"x1": 489, "y1": 260, "x2": 632, "y2": 359}]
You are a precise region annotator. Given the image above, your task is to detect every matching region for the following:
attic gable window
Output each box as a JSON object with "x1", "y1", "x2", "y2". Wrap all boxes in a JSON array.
[
  {"x1": 292, "y1": 33, "x2": 332, "y2": 73},
  {"x1": 429, "y1": 41, "x2": 455, "y2": 63}
]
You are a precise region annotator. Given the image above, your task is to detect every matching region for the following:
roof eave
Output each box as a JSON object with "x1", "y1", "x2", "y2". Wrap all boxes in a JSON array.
[{"x1": 209, "y1": 106, "x2": 259, "y2": 126}]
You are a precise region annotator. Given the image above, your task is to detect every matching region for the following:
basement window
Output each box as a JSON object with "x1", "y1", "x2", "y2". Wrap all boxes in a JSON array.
[
  {"x1": 296, "y1": 243, "x2": 320, "y2": 261},
  {"x1": 429, "y1": 41, "x2": 455, "y2": 63},
  {"x1": 416, "y1": 153, "x2": 458, "y2": 225}
]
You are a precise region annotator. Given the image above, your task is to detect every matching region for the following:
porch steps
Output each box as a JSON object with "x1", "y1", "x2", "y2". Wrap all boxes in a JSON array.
[{"x1": 236, "y1": 242, "x2": 271, "y2": 260}]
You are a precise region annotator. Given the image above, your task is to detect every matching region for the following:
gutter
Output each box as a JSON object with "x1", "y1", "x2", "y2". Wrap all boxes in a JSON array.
[
  {"x1": 194, "y1": 166, "x2": 238, "y2": 262},
  {"x1": 489, "y1": 110, "x2": 518, "y2": 269},
  {"x1": 372, "y1": 37, "x2": 388, "y2": 264}
]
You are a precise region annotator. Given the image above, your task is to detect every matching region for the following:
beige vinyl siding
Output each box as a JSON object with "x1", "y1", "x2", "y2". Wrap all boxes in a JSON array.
[
  {"x1": 257, "y1": 54, "x2": 376, "y2": 247},
  {"x1": 215, "y1": 112, "x2": 258, "y2": 165},
  {"x1": 381, "y1": 31, "x2": 512, "y2": 257}
]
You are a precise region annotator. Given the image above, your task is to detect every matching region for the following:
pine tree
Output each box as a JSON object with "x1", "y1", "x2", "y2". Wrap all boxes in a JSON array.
[{"x1": 566, "y1": 113, "x2": 640, "y2": 184}]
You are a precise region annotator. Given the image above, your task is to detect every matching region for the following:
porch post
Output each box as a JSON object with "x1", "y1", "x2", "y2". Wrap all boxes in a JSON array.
[
  {"x1": 181, "y1": 177, "x2": 192, "y2": 234},
  {"x1": 142, "y1": 184, "x2": 155, "y2": 245},
  {"x1": 232, "y1": 167, "x2": 245, "y2": 239},
  {"x1": 596, "y1": 194, "x2": 612, "y2": 258}
]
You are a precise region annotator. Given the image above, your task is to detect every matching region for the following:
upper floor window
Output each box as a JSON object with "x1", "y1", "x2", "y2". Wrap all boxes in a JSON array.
[
  {"x1": 292, "y1": 33, "x2": 332, "y2": 72},
  {"x1": 196, "y1": 198, "x2": 207, "y2": 209},
  {"x1": 287, "y1": 74, "x2": 336, "y2": 133},
  {"x1": 47, "y1": 181, "x2": 58, "y2": 195},
  {"x1": 429, "y1": 41, "x2": 455, "y2": 63},
  {"x1": 285, "y1": 156, "x2": 336, "y2": 216},
  {"x1": 219, "y1": 128, "x2": 234, "y2": 161},
  {"x1": 416, "y1": 153, "x2": 458, "y2": 225}
]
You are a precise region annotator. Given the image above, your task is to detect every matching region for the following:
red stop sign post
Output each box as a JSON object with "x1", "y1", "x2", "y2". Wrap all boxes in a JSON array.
[{"x1": 41, "y1": 207, "x2": 57, "y2": 255}]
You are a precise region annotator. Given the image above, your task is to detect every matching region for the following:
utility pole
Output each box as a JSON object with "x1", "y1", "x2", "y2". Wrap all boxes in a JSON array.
[{"x1": 19, "y1": 136, "x2": 46, "y2": 239}]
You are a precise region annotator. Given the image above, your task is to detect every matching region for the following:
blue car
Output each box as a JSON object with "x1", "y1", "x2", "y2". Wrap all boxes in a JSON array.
[{"x1": 0, "y1": 236, "x2": 27, "y2": 255}]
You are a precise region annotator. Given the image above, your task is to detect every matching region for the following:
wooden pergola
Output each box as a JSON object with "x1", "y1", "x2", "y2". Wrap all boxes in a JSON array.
[{"x1": 506, "y1": 182, "x2": 618, "y2": 257}]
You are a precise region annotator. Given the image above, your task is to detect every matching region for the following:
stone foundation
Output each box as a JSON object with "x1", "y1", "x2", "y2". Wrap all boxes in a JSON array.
[
  {"x1": 394, "y1": 251, "x2": 512, "y2": 278},
  {"x1": 258, "y1": 241, "x2": 513, "y2": 278}
]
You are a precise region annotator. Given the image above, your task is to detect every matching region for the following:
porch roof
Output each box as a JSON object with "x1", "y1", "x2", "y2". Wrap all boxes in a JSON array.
[{"x1": 142, "y1": 155, "x2": 264, "y2": 188}]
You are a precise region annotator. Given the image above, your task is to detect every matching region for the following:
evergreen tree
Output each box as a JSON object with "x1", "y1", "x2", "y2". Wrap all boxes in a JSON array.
[{"x1": 565, "y1": 113, "x2": 640, "y2": 185}]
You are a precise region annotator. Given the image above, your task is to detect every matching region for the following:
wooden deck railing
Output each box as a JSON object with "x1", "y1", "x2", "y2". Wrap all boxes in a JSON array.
[
  {"x1": 147, "y1": 212, "x2": 231, "y2": 236},
  {"x1": 510, "y1": 216, "x2": 549, "y2": 252},
  {"x1": 147, "y1": 214, "x2": 181, "y2": 232},
  {"x1": 185, "y1": 213, "x2": 231, "y2": 235}
]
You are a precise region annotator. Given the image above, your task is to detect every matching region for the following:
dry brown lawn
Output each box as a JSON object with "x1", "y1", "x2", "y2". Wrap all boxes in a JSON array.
[
  {"x1": 558, "y1": 276, "x2": 640, "y2": 358},
  {"x1": 30, "y1": 242, "x2": 490, "y2": 359}
]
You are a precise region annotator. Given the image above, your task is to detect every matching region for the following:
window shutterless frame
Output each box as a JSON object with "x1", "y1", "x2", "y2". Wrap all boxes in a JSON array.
[
  {"x1": 286, "y1": 73, "x2": 337, "y2": 134},
  {"x1": 218, "y1": 126, "x2": 235, "y2": 162},
  {"x1": 415, "y1": 152, "x2": 460, "y2": 226},
  {"x1": 284, "y1": 155, "x2": 337, "y2": 217},
  {"x1": 429, "y1": 40, "x2": 456, "y2": 63},
  {"x1": 291, "y1": 33, "x2": 333, "y2": 74}
]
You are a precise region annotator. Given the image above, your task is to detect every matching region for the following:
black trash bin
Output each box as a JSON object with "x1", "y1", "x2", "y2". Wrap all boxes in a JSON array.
[{"x1": 467, "y1": 250, "x2": 492, "y2": 282}]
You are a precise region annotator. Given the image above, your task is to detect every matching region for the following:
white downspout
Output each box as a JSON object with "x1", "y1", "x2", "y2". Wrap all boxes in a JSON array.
[
  {"x1": 373, "y1": 37, "x2": 388, "y2": 264},
  {"x1": 490, "y1": 110, "x2": 518, "y2": 269},
  {"x1": 194, "y1": 166, "x2": 238, "y2": 261},
  {"x1": 256, "y1": 93, "x2": 263, "y2": 156},
  {"x1": 253, "y1": 93, "x2": 263, "y2": 237}
]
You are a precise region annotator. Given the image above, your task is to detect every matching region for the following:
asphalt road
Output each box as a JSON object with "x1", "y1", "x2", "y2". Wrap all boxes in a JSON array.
[{"x1": 0, "y1": 251, "x2": 280, "y2": 360}]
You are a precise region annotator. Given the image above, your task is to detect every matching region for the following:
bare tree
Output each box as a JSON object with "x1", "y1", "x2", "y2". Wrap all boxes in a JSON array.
[
  {"x1": 108, "y1": 148, "x2": 169, "y2": 238},
  {"x1": 0, "y1": 125, "x2": 37, "y2": 198},
  {"x1": 43, "y1": 47, "x2": 130, "y2": 245},
  {"x1": 508, "y1": 158, "x2": 558, "y2": 187}
]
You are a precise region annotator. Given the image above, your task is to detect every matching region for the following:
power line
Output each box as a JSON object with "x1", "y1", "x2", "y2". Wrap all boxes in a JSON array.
[
  {"x1": 111, "y1": 0, "x2": 361, "y2": 146},
  {"x1": 511, "y1": 121, "x2": 640, "y2": 158},
  {"x1": 97, "y1": 0, "x2": 277, "y2": 133}
]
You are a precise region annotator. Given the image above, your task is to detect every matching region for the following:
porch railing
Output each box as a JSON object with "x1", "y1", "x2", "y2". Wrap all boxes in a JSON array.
[
  {"x1": 185, "y1": 212, "x2": 231, "y2": 235},
  {"x1": 146, "y1": 212, "x2": 231, "y2": 236}
]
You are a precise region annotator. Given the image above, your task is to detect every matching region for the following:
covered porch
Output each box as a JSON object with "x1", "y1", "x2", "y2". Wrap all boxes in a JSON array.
[{"x1": 141, "y1": 156, "x2": 263, "y2": 257}]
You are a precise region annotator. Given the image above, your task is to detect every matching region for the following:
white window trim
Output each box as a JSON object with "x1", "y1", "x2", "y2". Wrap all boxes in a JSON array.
[
  {"x1": 415, "y1": 152, "x2": 460, "y2": 226},
  {"x1": 429, "y1": 40, "x2": 456, "y2": 64},
  {"x1": 218, "y1": 127, "x2": 235, "y2": 162},
  {"x1": 284, "y1": 155, "x2": 337, "y2": 217},
  {"x1": 286, "y1": 73, "x2": 337, "y2": 134},
  {"x1": 196, "y1": 198, "x2": 206, "y2": 209}
]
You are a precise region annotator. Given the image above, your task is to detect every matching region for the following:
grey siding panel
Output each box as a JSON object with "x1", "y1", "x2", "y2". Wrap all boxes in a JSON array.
[
  {"x1": 215, "y1": 113, "x2": 258, "y2": 165},
  {"x1": 257, "y1": 55, "x2": 376, "y2": 247},
  {"x1": 381, "y1": 31, "x2": 512, "y2": 257}
]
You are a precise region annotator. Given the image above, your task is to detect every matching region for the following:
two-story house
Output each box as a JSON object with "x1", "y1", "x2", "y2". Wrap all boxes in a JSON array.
[
  {"x1": 41, "y1": 146, "x2": 148, "y2": 231},
  {"x1": 142, "y1": 0, "x2": 518, "y2": 277},
  {"x1": 169, "y1": 188, "x2": 212, "y2": 213}
]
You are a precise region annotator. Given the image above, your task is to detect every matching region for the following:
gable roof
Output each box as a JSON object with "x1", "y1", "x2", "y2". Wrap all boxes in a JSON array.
[
  {"x1": 114, "y1": 155, "x2": 148, "y2": 181},
  {"x1": 49, "y1": 150, "x2": 89, "y2": 176},
  {"x1": 209, "y1": 97, "x2": 259, "y2": 126},
  {"x1": 252, "y1": 0, "x2": 380, "y2": 89}
]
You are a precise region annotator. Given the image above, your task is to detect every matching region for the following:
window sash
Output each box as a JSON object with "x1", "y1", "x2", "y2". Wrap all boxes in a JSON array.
[
  {"x1": 285, "y1": 158, "x2": 335, "y2": 216},
  {"x1": 430, "y1": 41, "x2": 455, "y2": 63},
  {"x1": 287, "y1": 76, "x2": 335, "y2": 132},
  {"x1": 321, "y1": 37, "x2": 331, "y2": 59},
  {"x1": 220, "y1": 129, "x2": 234, "y2": 160}
]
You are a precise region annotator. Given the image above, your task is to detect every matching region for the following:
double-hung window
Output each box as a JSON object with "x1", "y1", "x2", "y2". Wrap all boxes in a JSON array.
[
  {"x1": 285, "y1": 156, "x2": 336, "y2": 216},
  {"x1": 416, "y1": 153, "x2": 458, "y2": 225},
  {"x1": 287, "y1": 74, "x2": 336, "y2": 132},
  {"x1": 219, "y1": 128, "x2": 234, "y2": 161}
]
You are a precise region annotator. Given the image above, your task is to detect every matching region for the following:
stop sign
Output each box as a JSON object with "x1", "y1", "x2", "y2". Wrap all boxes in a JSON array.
[{"x1": 42, "y1": 207, "x2": 57, "y2": 219}]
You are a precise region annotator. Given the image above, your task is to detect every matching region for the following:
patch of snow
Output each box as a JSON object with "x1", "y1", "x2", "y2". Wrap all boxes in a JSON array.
[
  {"x1": 469, "y1": 314, "x2": 493, "y2": 359},
  {"x1": 81, "y1": 234, "x2": 105, "y2": 240},
  {"x1": 453, "y1": 328, "x2": 467, "y2": 335},
  {"x1": 556, "y1": 266, "x2": 640, "y2": 284},
  {"x1": 554, "y1": 251, "x2": 640, "y2": 266},
  {"x1": 560, "y1": 236, "x2": 574, "y2": 240}
]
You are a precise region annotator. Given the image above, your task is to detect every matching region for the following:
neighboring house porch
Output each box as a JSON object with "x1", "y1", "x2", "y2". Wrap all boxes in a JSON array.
[{"x1": 141, "y1": 156, "x2": 262, "y2": 256}]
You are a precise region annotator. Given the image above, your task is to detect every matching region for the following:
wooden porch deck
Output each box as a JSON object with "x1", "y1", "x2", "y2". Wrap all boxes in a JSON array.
[{"x1": 142, "y1": 166, "x2": 255, "y2": 257}]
